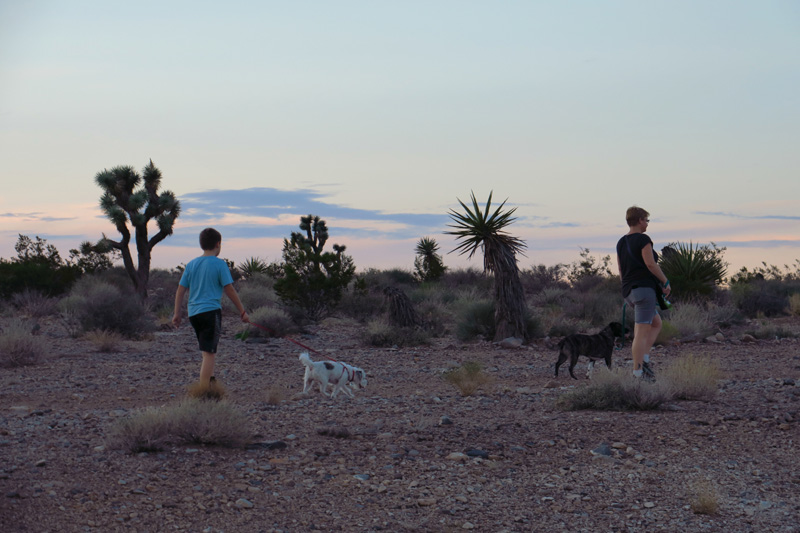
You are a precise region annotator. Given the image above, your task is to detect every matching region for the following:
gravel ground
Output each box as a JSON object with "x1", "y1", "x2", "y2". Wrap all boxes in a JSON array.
[{"x1": 2, "y1": 315, "x2": 799, "y2": 532}]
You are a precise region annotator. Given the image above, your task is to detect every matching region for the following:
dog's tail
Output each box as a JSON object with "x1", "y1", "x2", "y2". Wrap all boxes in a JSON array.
[{"x1": 299, "y1": 352, "x2": 313, "y2": 367}]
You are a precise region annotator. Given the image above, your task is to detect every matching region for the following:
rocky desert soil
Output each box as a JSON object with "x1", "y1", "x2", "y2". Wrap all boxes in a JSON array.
[{"x1": 2, "y1": 314, "x2": 799, "y2": 532}]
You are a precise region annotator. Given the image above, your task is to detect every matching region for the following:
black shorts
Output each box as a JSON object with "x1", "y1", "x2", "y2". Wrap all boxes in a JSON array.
[{"x1": 189, "y1": 309, "x2": 222, "y2": 354}]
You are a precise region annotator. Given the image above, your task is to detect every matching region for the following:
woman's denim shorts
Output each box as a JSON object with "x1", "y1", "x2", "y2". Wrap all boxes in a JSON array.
[{"x1": 625, "y1": 287, "x2": 658, "y2": 325}]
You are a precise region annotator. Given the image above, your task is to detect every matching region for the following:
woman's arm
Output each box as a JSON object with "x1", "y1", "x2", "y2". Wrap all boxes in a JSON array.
[{"x1": 641, "y1": 244, "x2": 671, "y2": 295}]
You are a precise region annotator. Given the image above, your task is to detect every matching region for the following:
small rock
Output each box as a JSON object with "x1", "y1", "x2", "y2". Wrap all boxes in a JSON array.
[
  {"x1": 644, "y1": 502, "x2": 655, "y2": 508},
  {"x1": 462, "y1": 522, "x2": 475, "y2": 530},
  {"x1": 235, "y1": 498, "x2": 254, "y2": 509},
  {"x1": 611, "y1": 442, "x2": 626, "y2": 449},
  {"x1": 498, "y1": 337, "x2": 523, "y2": 349},
  {"x1": 439, "y1": 416, "x2": 453, "y2": 426},
  {"x1": 591, "y1": 444, "x2": 613, "y2": 457},
  {"x1": 715, "y1": 332, "x2": 725, "y2": 341},
  {"x1": 741, "y1": 334, "x2": 757, "y2": 343},
  {"x1": 417, "y1": 497, "x2": 437, "y2": 507},
  {"x1": 353, "y1": 474, "x2": 370, "y2": 481},
  {"x1": 704, "y1": 336, "x2": 721, "y2": 344},
  {"x1": 447, "y1": 452, "x2": 468, "y2": 461},
  {"x1": 465, "y1": 449, "x2": 489, "y2": 459},
  {"x1": 35, "y1": 459, "x2": 46, "y2": 467}
]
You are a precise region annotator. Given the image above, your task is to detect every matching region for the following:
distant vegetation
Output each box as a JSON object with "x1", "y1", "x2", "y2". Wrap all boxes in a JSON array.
[{"x1": 2, "y1": 213, "x2": 799, "y2": 352}]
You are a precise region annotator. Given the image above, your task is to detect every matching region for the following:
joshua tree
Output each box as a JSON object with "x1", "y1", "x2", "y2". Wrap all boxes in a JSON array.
[
  {"x1": 273, "y1": 215, "x2": 356, "y2": 321},
  {"x1": 446, "y1": 191, "x2": 528, "y2": 341},
  {"x1": 414, "y1": 236, "x2": 447, "y2": 282},
  {"x1": 95, "y1": 160, "x2": 181, "y2": 298}
]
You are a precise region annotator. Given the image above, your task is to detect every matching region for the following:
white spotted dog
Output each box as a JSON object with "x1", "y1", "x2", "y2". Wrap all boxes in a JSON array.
[{"x1": 299, "y1": 352, "x2": 367, "y2": 398}]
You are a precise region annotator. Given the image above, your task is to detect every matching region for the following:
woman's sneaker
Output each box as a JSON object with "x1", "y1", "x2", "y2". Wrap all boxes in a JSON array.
[{"x1": 641, "y1": 361, "x2": 656, "y2": 382}]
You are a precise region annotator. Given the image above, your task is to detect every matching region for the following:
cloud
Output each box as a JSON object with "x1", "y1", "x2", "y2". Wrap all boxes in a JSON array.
[
  {"x1": 695, "y1": 211, "x2": 800, "y2": 221},
  {"x1": 39, "y1": 216, "x2": 77, "y2": 222},
  {"x1": 171, "y1": 187, "x2": 451, "y2": 244},
  {"x1": 717, "y1": 239, "x2": 800, "y2": 249},
  {"x1": 0, "y1": 212, "x2": 44, "y2": 219}
]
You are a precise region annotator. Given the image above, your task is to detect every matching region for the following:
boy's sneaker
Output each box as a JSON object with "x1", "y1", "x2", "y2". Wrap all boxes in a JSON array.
[{"x1": 641, "y1": 362, "x2": 656, "y2": 382}]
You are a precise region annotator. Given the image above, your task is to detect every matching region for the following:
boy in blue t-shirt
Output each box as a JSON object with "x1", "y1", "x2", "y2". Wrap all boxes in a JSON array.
[{"x1": 172, "y1": 228, "x2": 249, "y2": 386}]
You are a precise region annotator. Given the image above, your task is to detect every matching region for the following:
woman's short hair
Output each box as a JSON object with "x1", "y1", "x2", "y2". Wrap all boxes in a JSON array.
[
  {"x1": 199, "y1": 228, "x2": 222, "y2": 250},
  {"x1": 625, "y1": 206, "x2": 650, "y2": 227}
]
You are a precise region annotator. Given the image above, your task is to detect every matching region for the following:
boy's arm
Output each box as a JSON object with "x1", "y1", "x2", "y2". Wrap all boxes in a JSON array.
[
  {"x1": 172, "y1": 285, "x2": 188, "y2": 328},
  {"x1": 223, "y1": 284, "x2": 249, "y2": 323}
]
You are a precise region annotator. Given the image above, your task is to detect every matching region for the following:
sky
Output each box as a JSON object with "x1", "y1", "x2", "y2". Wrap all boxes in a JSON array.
[{"x1": 1, "y1": 1, "x2": 798, "y2": 277}]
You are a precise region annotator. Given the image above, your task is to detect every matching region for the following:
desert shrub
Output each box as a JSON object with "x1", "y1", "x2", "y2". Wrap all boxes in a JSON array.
[
  {"x1": 145, "y1": 269, "x2": 182, "y2": 311},
  {"x1": 562, "y1": 289, "x2": 620, "y2": 326},
  {"x1": 655, "y1": 320, "x2": 680, "y2": 344},
  {"x1": 455, "y1": 299, "x2": 495, "y2": 341},
  {"x1": 531, "y1": 286, "x2": 570, "y2": 307},
  {"x1": 663, "y1": 302, "x2": 712, "y2": 339},
  {"x1": 85, "y1": 329, "x2": 124, "y2": 352},
  {"x1": 790, "y1": 293, "x2": 800, "y2": 316},
  {"x1": 59, "y1": 278, "x2": 153, "y2": 338},
  {"x1": 743, "y1": 322, "x2": 798, "y2": 340},
  {"x1": 441, "y1": 268, "x2": 492, "y2": 293},
  {"x1": 336, "y1": 286, "x2": 386, "y2": 323},
  {"x1": 556, "y1": 368, "x2": 672, "y2": 411},
  {"x1": 547, "y1": 317, "x2": 592, "y2": 338},
  {"x1": 363, "y1": 319, "x2": 431, "y2": 347},
  {"x1": 730, "y1": 280, "x2": 790, "y2": 317},
  {"x1": 521, "y1": 263, "x2": 569, "y2": 294},
  {"x1": 11, "y1": 289, "x2": 58, "y2": 317},
  {"x1": 689, "y1": 479, "x2": 720, "y2": 515},
  {"x1": 241, "y1": 306, "x2": 298, "y2": 339},
  {"x1": 0, "y1": 319, "x2": 48, "y2": 367},
  {"x1": 660, "y1": 354, "x2": 721, "y2": 400},
  {"x1": 238, "y1": 283, "x2": 279, "y2": 311},
  {"x1": 442, "y1": 361, "x2": 492, "y2": 396},
  {"x1": 0, "y1": 259, "x2": 80, "y2": 298},
  {"x1": 706, "y1": 303, "x2": 744, "y2": 328},
  {"x1": 106, "y1": 399, "x2": 251, "y2": 453}
]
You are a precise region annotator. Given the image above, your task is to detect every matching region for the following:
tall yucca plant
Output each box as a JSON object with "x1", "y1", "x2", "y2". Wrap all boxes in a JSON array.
[
  {"x1": 660, "y1": 242, "x2": 727, "y2": 300},
  {"x1": 414, "y1": 237, "x2": 446, "y2": 281},
  {"x1": 95, "y1": 160, "x2": 180, "y2": 299},
  {"x1": 446, "y1": 191, "x2": 528, "y2": 340}
]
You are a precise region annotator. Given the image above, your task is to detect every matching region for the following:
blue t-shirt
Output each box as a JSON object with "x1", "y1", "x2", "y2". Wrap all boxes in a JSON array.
[{"x1": 179, "y1": 256, "x2": 235, "y2": 317}]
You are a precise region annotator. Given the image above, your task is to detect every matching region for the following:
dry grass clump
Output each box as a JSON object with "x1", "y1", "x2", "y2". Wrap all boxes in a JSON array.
[
  {"x1": 664, "y1": 302, "x2": 712, "y2": 339},
  {"x1": 655, "y1": 320, "x2": 680, "y2": 344},
  {"x1": 84, "y1": 329, "x2": 124, "y2": 352},
  {"x1": 0, "y1": 319, "x2": 47, "y2": 367},
  {"x1": 688, "y1": 479, "x2": 720, "y2": 515},
  {"x1": 790, "y1": 293, "x2": 800, "y2": 316},
  {"x1": 240, "y1": 306, "x2": 297, "y2": 339},
  {"x1": 265, "y1": 386, "x2": 284, "y2": 405},
  {"x1": 106, "y1": 398, "x2": 251, "y2": 453},
  {"x1": 12, "y1": 289, "x2": 57, "y2": 317},
  {"x1": 661, "y1": 354, "x2": 721, "y2": 400},
  {"x1": 556, "y1": 368, "x2": 672, "y2": 411},
  {"x1": 186, "y1": 379, "x2": 227, "y2": 401},
  {"x1": 442, "y1": 361, "x2": 493, "y2": 396}
]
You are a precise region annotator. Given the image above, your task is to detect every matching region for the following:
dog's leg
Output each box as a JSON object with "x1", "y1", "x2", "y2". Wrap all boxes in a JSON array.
[
  {"x1": 586, "y1": 360, "x2": 595, "y2": 378},
  {"x1": 568, "y1": 353, "x2": 580, "y2": 380},
  {"x1": 604, "y1": 354, "x2": 612, "y2": 370},
  {"x1": 555, "y1": 351, "x2": 568, "y2": 377}
]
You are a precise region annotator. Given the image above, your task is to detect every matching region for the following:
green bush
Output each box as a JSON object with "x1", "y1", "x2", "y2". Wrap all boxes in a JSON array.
[
  {"x1": 0, "y1": 319, "x2": 48, "y2": 367},
  {"x1": 660, "y1": 242, "x2": 727, "y2": 300},
  {"x1": 59, "y1": 278, "x2": 153, "y2": 338},
  {"x1": 0, "y1": 260, "x2": 80, "y2": 298}
]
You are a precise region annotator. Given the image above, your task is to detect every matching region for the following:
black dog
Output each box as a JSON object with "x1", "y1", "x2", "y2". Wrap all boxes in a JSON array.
[{"x1": 555, "y1": 322, "x2": 625, "y2": 380}]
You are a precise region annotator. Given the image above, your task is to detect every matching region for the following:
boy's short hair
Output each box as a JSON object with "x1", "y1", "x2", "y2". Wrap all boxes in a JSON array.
[
  {"x1": 625, "y1": 206, "x2": 650, "y2": 227},
  {"x1": 199, "y1": 228, "x2": 222, "y2": 250}
]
